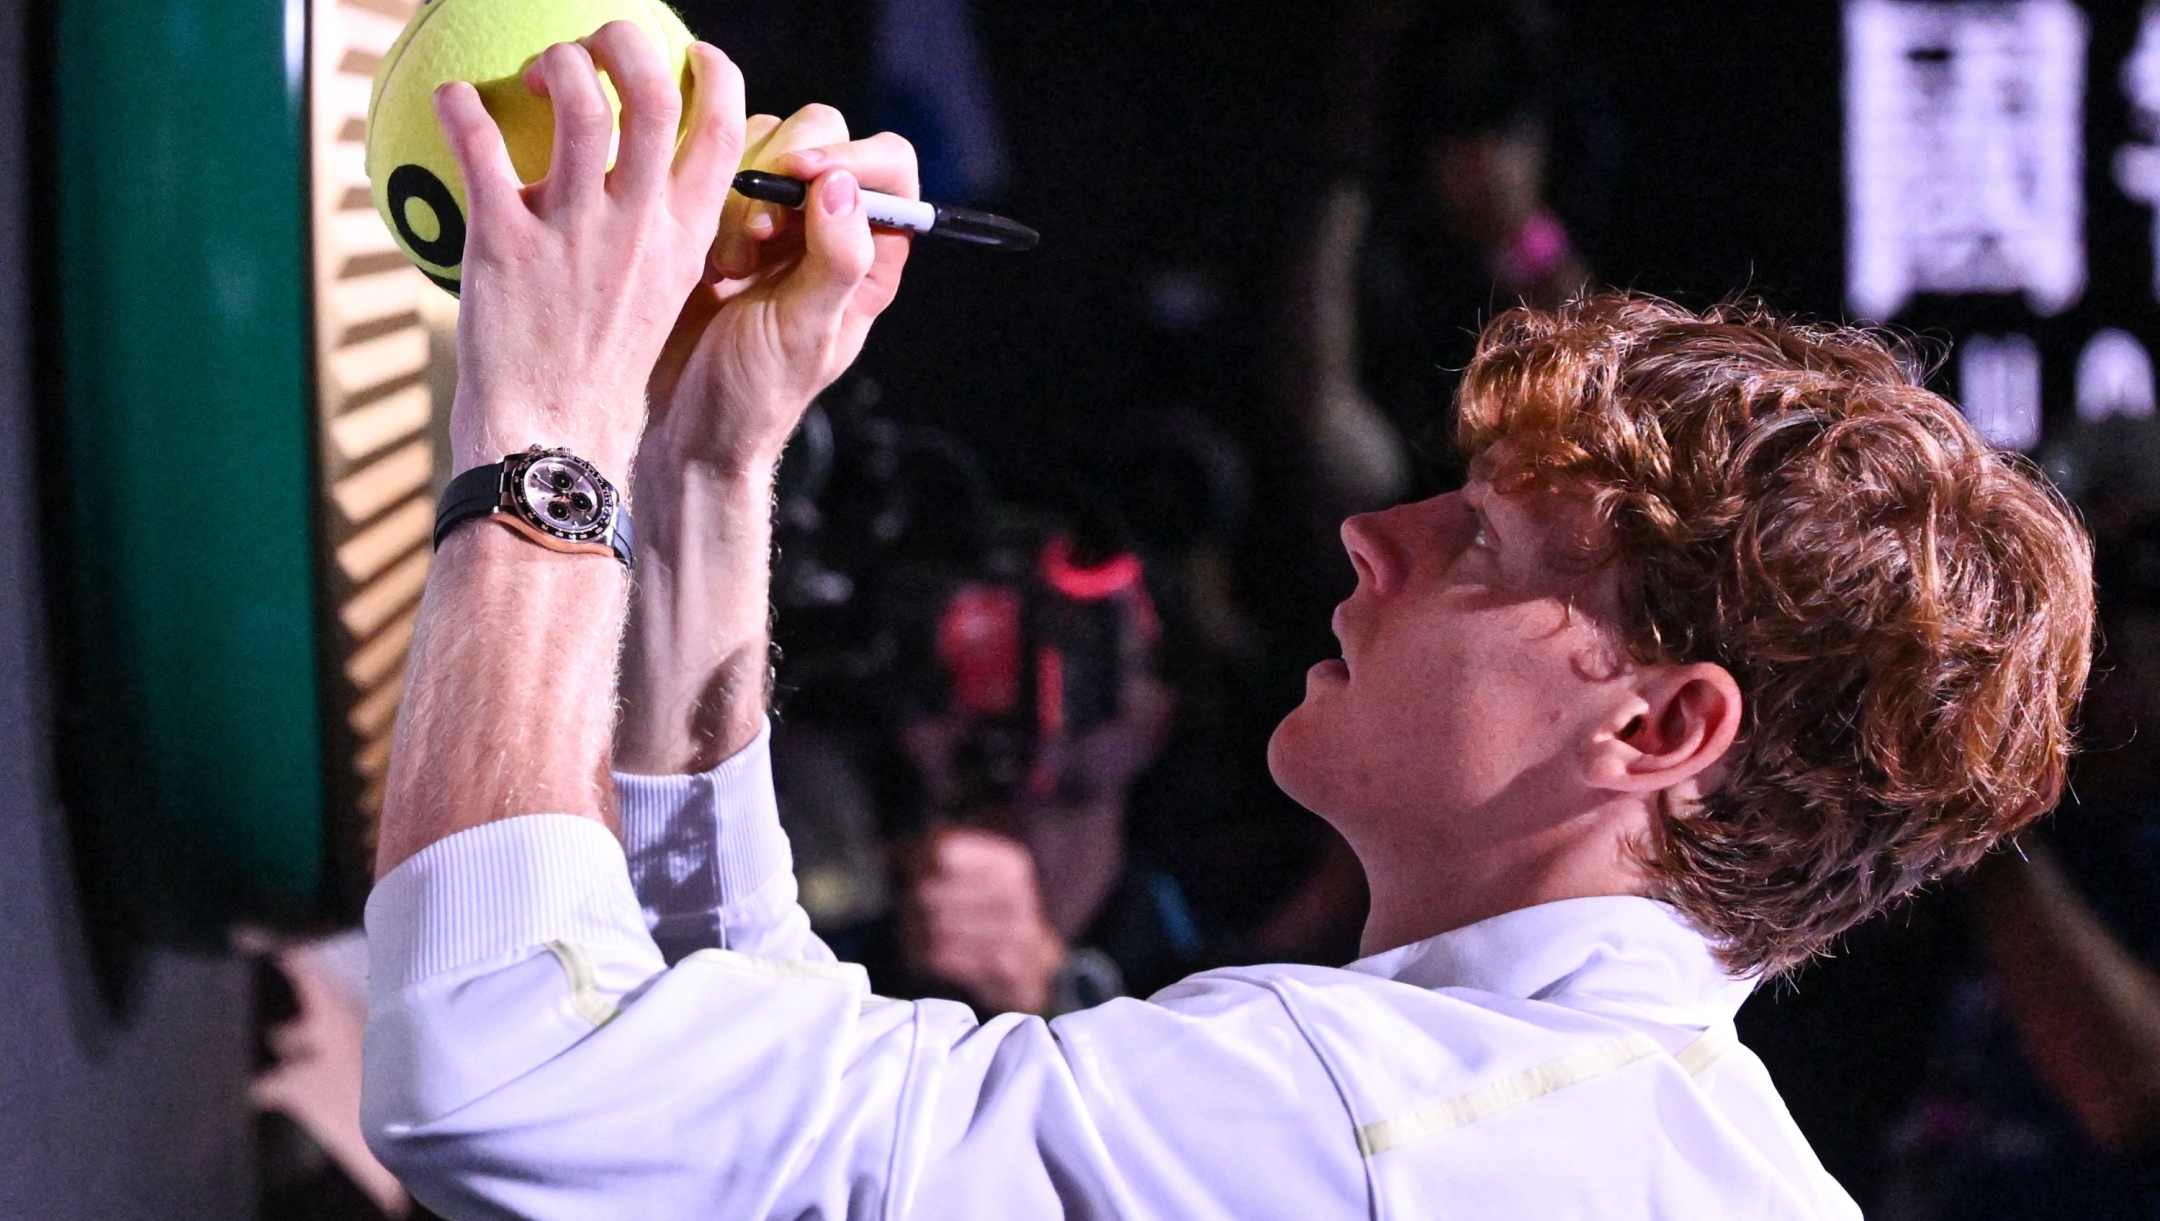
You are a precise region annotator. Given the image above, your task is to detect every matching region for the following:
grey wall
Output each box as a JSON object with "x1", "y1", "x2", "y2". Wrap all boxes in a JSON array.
[{"x1": 0, "y1": 0, "x2": 255, "y2": 1215}]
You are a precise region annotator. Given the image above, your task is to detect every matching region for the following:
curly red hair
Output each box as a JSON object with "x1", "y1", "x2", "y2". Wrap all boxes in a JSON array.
[{"x1": 1458, "y1": 293, "x2": 2095, "y2": 975}]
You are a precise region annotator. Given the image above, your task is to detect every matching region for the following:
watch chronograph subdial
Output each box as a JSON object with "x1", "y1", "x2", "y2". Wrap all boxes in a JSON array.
[{"x1": 518, "y1": 455, "x2": 610, "y2": 537}]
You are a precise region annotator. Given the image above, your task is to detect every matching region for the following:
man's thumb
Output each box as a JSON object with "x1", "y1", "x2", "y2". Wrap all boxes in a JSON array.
[{"x1": 789, "y1": 170, "x2": 875, "y2": 324}]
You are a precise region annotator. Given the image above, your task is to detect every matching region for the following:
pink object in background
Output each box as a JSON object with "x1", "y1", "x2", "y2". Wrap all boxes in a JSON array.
[{"x1": 1491, "y1": 211, "x2": 1574, "y2": 293}]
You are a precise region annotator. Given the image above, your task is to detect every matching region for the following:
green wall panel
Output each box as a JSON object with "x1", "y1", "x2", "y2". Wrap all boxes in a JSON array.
[{"x1": 51, "y1": 0, "x2": 323, "y2": 921}]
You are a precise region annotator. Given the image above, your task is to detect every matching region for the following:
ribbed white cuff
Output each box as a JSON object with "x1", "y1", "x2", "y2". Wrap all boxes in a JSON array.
[
  {"x1": 614, "y1": 718, "x2": 793, "y2": 958},
  {"x1": 364, "y1": 814, "x2": 655, "y2": 997}
]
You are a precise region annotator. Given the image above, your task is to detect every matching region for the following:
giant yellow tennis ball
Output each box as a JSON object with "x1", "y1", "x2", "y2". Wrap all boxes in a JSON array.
[{"x1": 366, "y1": 0, "x2": 695, "y2": 294}]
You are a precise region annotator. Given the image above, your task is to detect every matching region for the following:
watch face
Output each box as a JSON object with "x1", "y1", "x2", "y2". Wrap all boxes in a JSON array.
[{"x1": 515, "y1": 453, "x2": 612, "y2": 541}]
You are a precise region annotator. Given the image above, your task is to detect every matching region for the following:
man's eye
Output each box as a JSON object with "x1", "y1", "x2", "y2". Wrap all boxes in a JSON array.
[{"x1": 1472, "y1": 517, "x2": 1497, "y2": 551}]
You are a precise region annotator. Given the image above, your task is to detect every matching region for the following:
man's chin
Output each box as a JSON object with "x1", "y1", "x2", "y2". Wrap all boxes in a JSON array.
[{"x1": 1265, "y1": 702, "x2": 1331, "y2": 816}]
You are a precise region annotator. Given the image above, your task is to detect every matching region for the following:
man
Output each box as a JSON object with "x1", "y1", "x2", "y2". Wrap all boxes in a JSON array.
[{"x1": 362, "y1": 25, "x2": 2094, "y2": 1219}]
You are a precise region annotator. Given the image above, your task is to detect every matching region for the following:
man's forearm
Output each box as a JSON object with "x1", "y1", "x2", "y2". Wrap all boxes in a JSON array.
[
  {"x1": 369, "y1": 28, "x2": 755, "y2": 877},
  {"x1": 615, "y1": 119, "x2": 918, "y2": 776},
  {"x1": 376, "y1": 524, "x2": 630, "y2": 876},
  {"x1": 616, "y1": 456, "x2": 781, "y2": 775}
]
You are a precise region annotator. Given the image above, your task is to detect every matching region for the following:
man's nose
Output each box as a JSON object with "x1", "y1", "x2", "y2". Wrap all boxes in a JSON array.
[
  {"x1": 1341, "y1": 507, "x2": 1408, "y2": 595},
  {"x1": 1342, "y1": 493, "x2": 1466, "y2": 594}
]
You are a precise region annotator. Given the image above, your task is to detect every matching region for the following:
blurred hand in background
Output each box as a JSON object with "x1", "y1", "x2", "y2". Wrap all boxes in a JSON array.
[{"x1": 902, "y1": 826, "x2": 1066, "y2": 1016}]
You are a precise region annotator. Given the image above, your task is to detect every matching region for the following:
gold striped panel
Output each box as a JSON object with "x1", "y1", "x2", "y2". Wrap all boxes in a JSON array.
[
  {"x1": 309, "y1": 0, "x2": 447, "y2": 879},
  {"x1": 1354, "y1": 1025, "x2": 1740, "y2": 1159}
]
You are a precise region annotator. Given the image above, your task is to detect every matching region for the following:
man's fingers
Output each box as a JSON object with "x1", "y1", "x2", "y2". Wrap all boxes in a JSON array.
[
  {"x1": 672, "y1": 43, "x2": 747, "y2": 221},
  {"x1": 583, "y1": 21, "x2": 681, "y2": 199},
  {"x1": 775, "y1": 131, "x2": 921, "y2": 202},
  {"x1": 741, "y1": 113, "x2": 785, "y2": 161},
  {"x1": 712, "y1": 112, "x2": 785, "y2": 279},
  {"x1": 766, "y1": 134, "x2": 919, "y2": 322},
  {"x1": 431, "y1": 81, "x2": 523, "y2": 235},
  {"x1": 534, "y1": 40, "x2": 612, "y2": 209},
  {"x1": 748, "y1": 104, "x2": 851, "y2": 175},
  {"x1": 735, "y1": 104, "x2": 850, "y2": 255},
  {"x1": 734, "y1": 167, "x2": 876, "y2": 319}
]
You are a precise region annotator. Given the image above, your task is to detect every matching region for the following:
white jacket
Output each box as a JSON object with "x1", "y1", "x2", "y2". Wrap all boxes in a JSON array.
[{"x1": 362, "y1": 720, "x2": 1859, "y2": 1220}]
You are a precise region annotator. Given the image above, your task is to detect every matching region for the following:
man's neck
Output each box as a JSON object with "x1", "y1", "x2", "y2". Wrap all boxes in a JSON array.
[{"x1": 1349, "y1": 803, "x2": 1652, "y2": 958}]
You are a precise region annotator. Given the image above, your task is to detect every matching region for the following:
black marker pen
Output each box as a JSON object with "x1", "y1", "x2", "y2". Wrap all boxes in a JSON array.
[{"x1": 730, "y1": 170, "x2": 1040, "y2": 252}]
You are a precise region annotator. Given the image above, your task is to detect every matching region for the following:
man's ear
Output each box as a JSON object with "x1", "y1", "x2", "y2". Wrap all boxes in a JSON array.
[{"x1": 1584, "y1": 662, "x2": 1743, "y2": 795}]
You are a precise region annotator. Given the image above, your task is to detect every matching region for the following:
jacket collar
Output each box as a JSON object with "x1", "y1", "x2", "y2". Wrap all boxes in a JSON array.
[{"x1": 1341, "y1": 895, "x2": 1756, "y2": 1029}]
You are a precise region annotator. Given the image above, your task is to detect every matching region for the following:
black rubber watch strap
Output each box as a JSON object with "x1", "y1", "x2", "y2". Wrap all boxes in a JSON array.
[
  {"x1": 431, "y1": 458, "x2": 636, "y2": 567},
  {"x1": 433, "y1": 461, "x2": 507, "y2": 551}
]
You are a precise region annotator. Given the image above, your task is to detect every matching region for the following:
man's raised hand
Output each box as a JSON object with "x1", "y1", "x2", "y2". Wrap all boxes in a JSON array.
[
  {"x1": 613, "y1": 104, "x2": 917, "y2": 776},
  {"x1": 431, "y1": 25, "x2": 747, "y2": 486},
  {"x1": 381, "y1": 29, "x2": 753, "y2": 871},
  {"x1": 644, "y1": 107, "x2": 921, "y2": 475}
]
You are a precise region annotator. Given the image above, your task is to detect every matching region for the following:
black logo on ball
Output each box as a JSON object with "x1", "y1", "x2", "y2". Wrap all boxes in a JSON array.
[{"x1": 386, "y1": 164, "x2": 465, "y2": 269}]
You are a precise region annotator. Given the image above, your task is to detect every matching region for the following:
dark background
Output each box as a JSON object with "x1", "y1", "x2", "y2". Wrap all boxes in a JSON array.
[{"x1": 693, "y1": 0, "x2": 1857, "y2": 464}]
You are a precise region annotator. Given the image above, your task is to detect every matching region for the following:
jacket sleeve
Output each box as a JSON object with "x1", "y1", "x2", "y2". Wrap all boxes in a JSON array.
[
  {"x1": 359, "y1": 816, "x2": 1366, "y2": 1221},
  {"x1": 613, "y1": 717, "x2": 833, "y2": 964}
]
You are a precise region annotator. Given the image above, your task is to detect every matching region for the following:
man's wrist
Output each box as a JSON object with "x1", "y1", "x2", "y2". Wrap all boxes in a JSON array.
[
  {"x1": 449, "y1": 392, "x2": 645, "y2": 493},
  {"x1": 437, "y1": 516, "x2": 632, "y2": 577},
  {"x1": 631, "y1": 450, "x2": 781, "y2": 555},
  {"x1": 640, "y1": 380, "x2": 811, "y2": 483},
  {"x1": 451, "y1": 439, "x2": 639, "y2": 495},
  {"x1": 614, "y1": 447, "x2": 781, "y2": 775}
]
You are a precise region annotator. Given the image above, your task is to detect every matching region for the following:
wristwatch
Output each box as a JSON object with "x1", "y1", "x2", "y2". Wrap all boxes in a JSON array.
[{"x1": 432, "y1": 446, "x2": 635, "y2": 567}]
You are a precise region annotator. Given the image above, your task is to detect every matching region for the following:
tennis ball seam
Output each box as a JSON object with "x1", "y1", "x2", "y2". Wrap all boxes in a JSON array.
[
  {"x1": 366, "y1": 0, "x2": 462, "y2": 136},
  {"x1": 370, "y1": 0, "x2": 688, "y2": 135}
]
